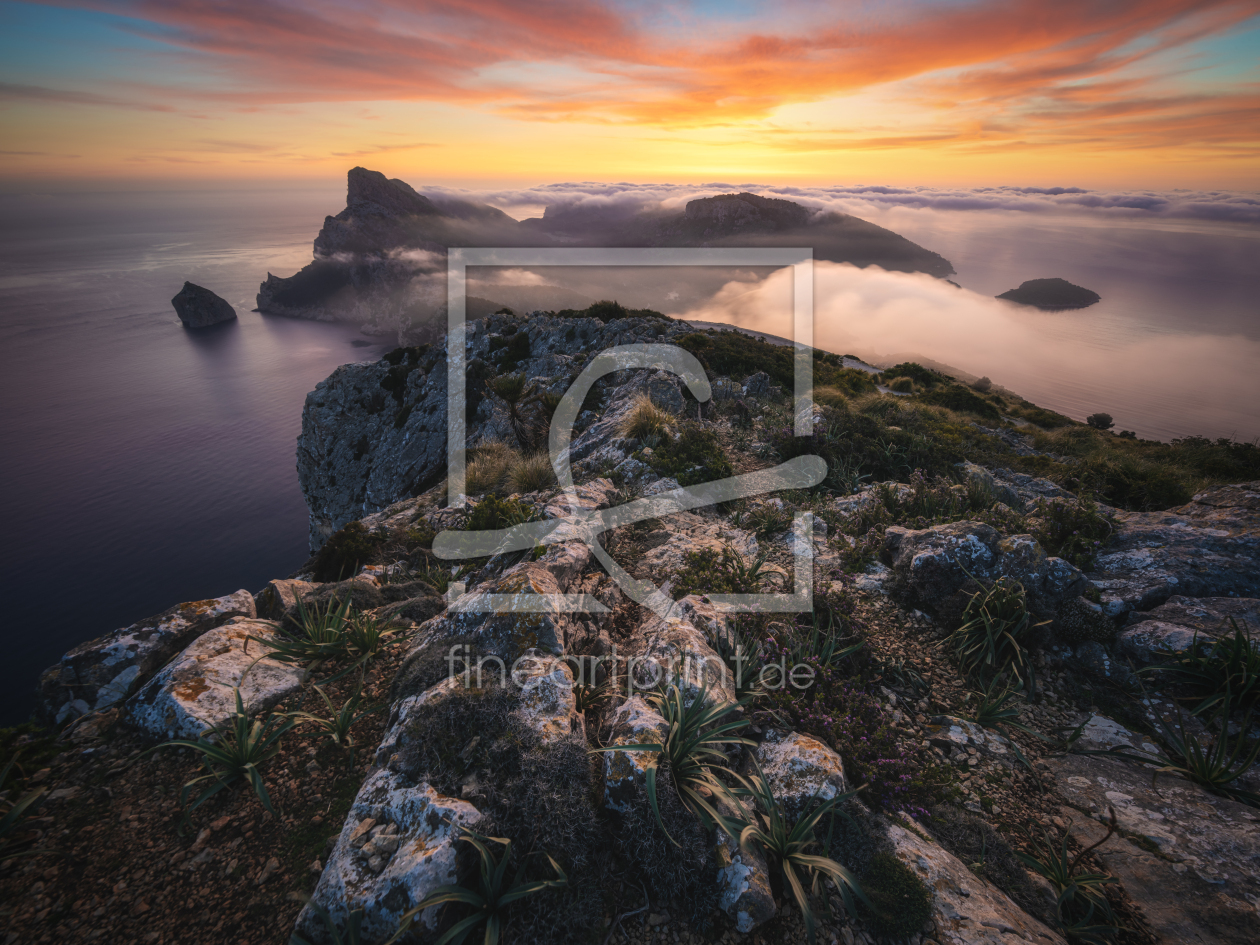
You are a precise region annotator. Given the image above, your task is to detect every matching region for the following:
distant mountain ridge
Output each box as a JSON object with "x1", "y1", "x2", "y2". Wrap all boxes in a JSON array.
[{"x1": 257, "y1": 168, "x2": 955, "y2": 337}]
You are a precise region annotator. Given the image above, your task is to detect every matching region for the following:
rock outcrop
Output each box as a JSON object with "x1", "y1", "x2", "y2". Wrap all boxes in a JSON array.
[
  {"x1": 1118, "y1": 596, "x2": 1260, "y2": 663},
  {"x1": 881, "y1": 521, "x2": 1086, "y2": 621},
  {"x1": 124, "y1": 617, "x2": 307, "y2": 739},
  {"x1": 171, "y1": 282, "x2": 237, "y2": 328},
  {"x1": 37, "y1": 589, "x2": 255, "y2": 724},
  {"x1": 1085, "y1": 482, "x2": 1260, "y2": 618}
]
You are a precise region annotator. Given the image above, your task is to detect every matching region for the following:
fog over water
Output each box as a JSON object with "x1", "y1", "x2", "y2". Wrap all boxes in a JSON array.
[{"x1": 0, "y1": 184, "x2": 1256, "y2": 722}]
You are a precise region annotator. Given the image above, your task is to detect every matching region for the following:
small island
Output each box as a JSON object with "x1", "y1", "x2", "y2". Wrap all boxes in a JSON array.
[
  {"x1": 997, "y1": 277, "x2": 1100, "y2": 310},
  {"x1": 172, "y1": 281, "x2": 237, "y2": 328}
]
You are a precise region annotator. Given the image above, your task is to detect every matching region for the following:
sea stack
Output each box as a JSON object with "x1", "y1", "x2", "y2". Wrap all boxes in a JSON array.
[
  {"x1": 997, "y1": 277, "x2": 1100, "y2": 310},
  {"x1": 171, "y1": 281, "x2": 237, "y2": 328}
]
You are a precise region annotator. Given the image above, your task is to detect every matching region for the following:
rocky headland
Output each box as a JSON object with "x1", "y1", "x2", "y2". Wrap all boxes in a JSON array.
[
  {"x1": 997, "y1": 278, "x2": 1101, "y2": 311},
  {"x1": 5, "y1": 305, "x2": 1260, "y2": 945},
  {"x1": 256, "y1": 169, "x2": 954, "y2": 340}
]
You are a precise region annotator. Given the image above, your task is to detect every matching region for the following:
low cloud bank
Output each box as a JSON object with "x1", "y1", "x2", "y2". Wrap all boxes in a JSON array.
[
  {"x1": 677, "y1": 262, "x2": 1260, "y2": 443},
  {"x1": 425, "y1": 182, "x2": 1260, "y2": 226}
]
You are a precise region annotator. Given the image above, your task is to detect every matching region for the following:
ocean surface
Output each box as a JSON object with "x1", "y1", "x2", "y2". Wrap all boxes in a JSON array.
[{"x1": 1, "y1": 187, "x2": 1257, "y2": 723}]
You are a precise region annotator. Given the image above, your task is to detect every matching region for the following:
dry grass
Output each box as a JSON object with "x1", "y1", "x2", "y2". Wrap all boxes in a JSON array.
[
  {"x1": 618, "y1": 394, "x2": 674, "y2": 440},
  {"x1": 813, "y1": 385, "x2": 850, "y2": 409},
  {"x1": 465, "y1": 441, "x2": 518, "y2": 495},
  {"x1": 506, "y1": 452, "x2": 557, "y2": 495}
]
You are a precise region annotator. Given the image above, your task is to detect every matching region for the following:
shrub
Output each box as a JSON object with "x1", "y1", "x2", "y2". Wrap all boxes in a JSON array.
[
  {"x1": 881, "y1": 361, "x2": 942, "y2": 388},
  {"x1": 812, "y1": 386, "x2": 849, "y2": 409},
  {"x1": 552, "y1": 299, "x2": 668, "y2": 324},
  {"x1": 856, "y1": 851, "x2": 933, "y2": 939},
  {"x1": 672, "y1": 545, "x2": 787, "y2": 596},
  {"x1": 647, "y1": 421, "x2": 733, "y2": 486},
  {"x1": 1055, "y1": 597, "x2": 1117, "y2": 648},
  {"x1": 1028, "y1": 497, "x2": 1113, "y2": 570},
  {"x1": 504, "y1": 452, "x2": 556, "y2": 495},
  {"x1": 971, "y1": 376, "x2": 993, "y2": 392},
  {"x1": 311, "y1": 522, "x2": 378, "y2": 582},
  {"x1": 619, "y1": 394, "x2": 674, "y2": 440},
  {"x1": 1010, "y1": 403, "x2": 1074, "y2": 429},
  {"x1": 465, "y1": 495, "x2": 537, "y2": 531},
  {"x1": 888, "y1": 377, "x2": 914, "y2": 393},
  {"x1": 1086, "y1": 412, "x2": 1114, "y2": 430},
  {"x1": 1144, "y1": 619, "x2": 1260, "y2": 715},
  {"x1": 916, "y1": 384, "x2": 1002, "y2": 421}
]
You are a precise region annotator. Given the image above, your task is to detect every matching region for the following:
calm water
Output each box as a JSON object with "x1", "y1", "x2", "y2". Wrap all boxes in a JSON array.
[
  {"x1": 1, "y1": 187, "x2": 1256, "y2": 723},
  {"x1": 0, "y1": 187, "x2": 380, "y2": 723}
]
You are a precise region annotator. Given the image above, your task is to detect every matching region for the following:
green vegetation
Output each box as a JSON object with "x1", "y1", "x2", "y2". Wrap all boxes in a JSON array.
[
  {"x1": 915, "y1": 384, "x2": 1002, "y2": 421},
  {"x1": 596, "y1": 682, "x2": 754, "y2": 845},
  {"x1": 855, "y1": 851, "x2": 933, "y2": 939},
  {"x1": 253, "y1": 596, "x2": 398, "y2": 677},
  {"x1": 675, "y1": 329, "x2": 876, "y2": 395},
  {"x1": 733, "y1": 758, "x2": 871, "y2": 945},
  {"x1": 951, "y1": 578, "x2": 1045, "y2": 693},
  {"x1": 288, "y1": 675, "x2": 381, "y2": 768},
  {"x1": 1017, "y1": 811, "x2": 1120, "y2": 944},
  {"x1": 1086, "y1": 413, "x2": 1114, "y2": 431},
  {"x1": 1028, "y1": 497, "x2": 1113, "y2": 570},
  {"x1": 1089, "y1": 701, "x2": 1260, "y2": 807},
  {"x1": 1144, "y1": 619, "x2": 1260, "y2": 715},
  {"x1": 465, "y1": 495, "x2": 538, "y2": 531},
  {"x1": 0, "y1": 751, "x2": 48, "y2": 861},
  {"x1": 672, "y1": 545, "x2": 787, "y2": 596},
  {"x1": 552, "y1": 299, "x2": 669, "y2": 324},
  {"x1": 504, "y1": 452, "x2": 556, "y2": 495},
  {"x1": 394, "y1": 828, "x2": 567, "y2": 945},
  {"x1": 646, "y1": 421, "x2": 733, "y2": 486},
  {"x1": 146, "y1": 687, "x2": 295, "y2": 832},
  {"x1": 311, "y1": 521, "x2": 378, "y2": 582}
]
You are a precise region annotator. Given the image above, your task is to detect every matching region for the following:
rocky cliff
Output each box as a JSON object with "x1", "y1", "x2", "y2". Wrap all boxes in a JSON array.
[{"x1": 11, "y1": 313, "x2": 1260, "y2": 945}]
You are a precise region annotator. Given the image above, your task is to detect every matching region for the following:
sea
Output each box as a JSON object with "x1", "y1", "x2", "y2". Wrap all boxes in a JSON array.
[{"x1": 1, "y1": 185, "x2": 1257, "y2": 723}]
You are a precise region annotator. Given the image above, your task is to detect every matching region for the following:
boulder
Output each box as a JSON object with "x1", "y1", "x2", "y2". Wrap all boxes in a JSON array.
[
  {"x1": 1070, "y1": 714, "x2": 1160, "y2": 756},
  {"x1": 253, "y1": 579, "x2": 317, "y2": 621},
  {"x1": 882, "y1": 521, "x2": 1085, "y2": 621},
  {"x1": 887, "y1": 818, "x2": 1066, "y2": 945},
  {"x1": 633, "y1": 606, "x2": 735, "y2": 708},
  {"x1": 1046, "y1": 752, "x2": 1260, "y2": 944},
  {"x1": 957, "y1": 462, "x2": 1021, "y2": 510},
  {"x1": 124, "y1": 617, "x2": 307, "y2": 739},
  {"x1": 748, "y1": 729, "x2": 848, "y2": 821},
  {"x1": 510, "y1": 650, "x2": 585, "y2": 744},
  {"x1": 294, "y1": 770, "x2": 482, "y2": 944},
  {"x1": 602, "y1": 696, "x2": 670, "y2": 815},
  {"x1": 37, "y1": 589, "x2": 256, "y2": 724},
  {"x1": 742, "y1": 372, "x2": 771, "y2": 398},
  {"x1": 1086, "y1": 482, "x2": 1260, "y2": 619},
  {"x1": 171, "y1": 281, "x2": 236, "y2": 328},
  {"x1": 1118, "y1": 596, "x2": 1260, "y2": 664},
  {"x1": 713, "y1": 800, "x2": 777, "y2": 933},
  {"x1": 636, "y1": 513, "x2": 758, "y2": 586}
]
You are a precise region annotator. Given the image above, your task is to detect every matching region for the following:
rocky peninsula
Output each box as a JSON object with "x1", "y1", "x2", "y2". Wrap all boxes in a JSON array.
[{"x1": 5, "y1": 305, "x2": 1260, "y2": 945}]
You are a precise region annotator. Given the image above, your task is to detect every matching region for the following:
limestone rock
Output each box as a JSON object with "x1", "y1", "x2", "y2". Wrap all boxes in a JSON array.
[
  {"x1": 1119, "y1": 596, "x2": 1260, "y2": 663},
  {"x1": 887, "y1": 819, "x2": 1066, "y2": 945},
  {"x1": 171, "y1": 282, "x2": 236, "y2": 328},
  {"x1": 713, "y1": 803, "x2": 777, "y2": 934},
  {"x1": 958, "y1": 462, "x2": 1021, "y2": 510},
  {"x1": 1070, "y1": 714, "x2": 1160, "y2": 755},
  {"x1": 1047, "y1": 752, "x2": 1260, "y2": 944},
  {"x1": 748, "y1": 729, "x2": 848, "y2": 820},
  {"x1": 1086, "y1": 482, "x2": 1260, "y2": 618},
  {"x1": 882, "y1": 521, "x2": 1085, "y2": 621},
  {"x1": 253, "y1": 579, "x2": 317, "y2": 621},
  {"x1": 637, "y1": 513, "x2": 758, "y2": 586},
  {"x1": 634, "y1": 604, "x2": 735, "y2": 707},
  {"x1": 124, "y1": 617, "x2": 307, "y2": 740},
  {"x1": 510, "y1": 650, "x2": 584, "y2": 744},
  {"x1": 602, "y1": 696, "x2": 670, "y2": 815},
  {"x1": 37, "y1": 590, "x2": 256, "y2": 724},
  {"x1": 924, "y1": 716, "x2": 1016, "y2": 768},
  {"x1": 294, "y1": 769, "x2": 482, "y2": 943},
  {"x1": 298, "y1": 313, "x2": 684, "y2": 551},
  {"x1": 742, "y1": 371, "x2": 771, "y2": 398}
]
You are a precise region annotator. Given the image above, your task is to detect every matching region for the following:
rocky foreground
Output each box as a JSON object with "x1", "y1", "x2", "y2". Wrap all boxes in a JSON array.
[{"x1": 4, "y1": 308, "x2": 1259, "y2": 945}]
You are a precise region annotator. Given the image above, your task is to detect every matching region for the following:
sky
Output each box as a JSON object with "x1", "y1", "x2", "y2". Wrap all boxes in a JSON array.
[{"x1": 1, "y1": 0, "x2": 1258, "y2": 190}]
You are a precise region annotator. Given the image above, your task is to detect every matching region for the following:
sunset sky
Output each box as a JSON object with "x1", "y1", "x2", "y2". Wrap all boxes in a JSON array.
[{"x1": 2, "y1": 0, "x2": 1258, "y2": 189}]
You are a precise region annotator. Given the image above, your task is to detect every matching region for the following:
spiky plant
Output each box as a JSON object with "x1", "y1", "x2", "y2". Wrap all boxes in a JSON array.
[
  {"x1": 595, "y1": 682, "x2": 754, "y2": 845},
  {"x1": 732, "y1": 759, "x2": 870, "y2": 945},
  {"x1": 146, "y1": 687, "x2": 294, "y2": 832},
  {"x1": 253, "y1": 595, "x2": 356, "y2": 670},
  {"x1": 1016, "y1": 809, "x2": 1120, "y2": 942},
  {"x1": 951, "y1": 577, "x2": 1045, "y2": 694},
  {"x1": 0, "y1": 751, "x2": 48, "y2": 860},
  {"x1": 504, "y1": 452, "x2": 556, "y2": 495},
  {"x1": 1144, "y1": 618, "x2": 1260, "y2": 715},
  {"x1": 388, "y1": 828, "x2": 566, "y2": 945},
  {"x1": 288, "y1": 675, "x2": 381, "y2": 768}
]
